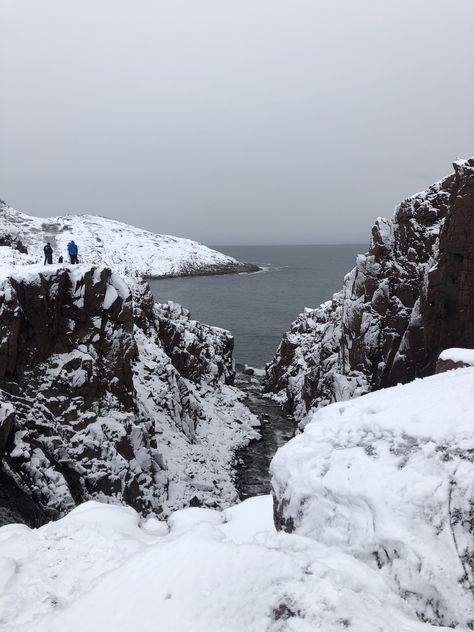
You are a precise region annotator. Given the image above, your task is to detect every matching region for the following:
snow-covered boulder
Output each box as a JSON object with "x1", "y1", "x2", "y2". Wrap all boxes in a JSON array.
[
  {"x1": 0, "y1": 199, "x2": 258, "y2": 279},
  {"x1": 436, "y1": 348, "x2": 474, "y2": 373},
  {"x1": 0, "y1": 265, "x2": 259, "y2": 525},
  {"x1": 265, "y1": 157, "x2": 474, "y2": 422},
  {"x1": 271, "y1": 368, "x2": 474, "y2": 628}
]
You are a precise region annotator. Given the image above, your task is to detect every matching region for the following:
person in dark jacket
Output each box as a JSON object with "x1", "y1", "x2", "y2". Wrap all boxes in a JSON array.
[
  {"x1": 67, "y1": 240, "x2": 79, "y2": 264},
  {"x1": 43, "y1": 242, "x2": 53, "y2": 264}
]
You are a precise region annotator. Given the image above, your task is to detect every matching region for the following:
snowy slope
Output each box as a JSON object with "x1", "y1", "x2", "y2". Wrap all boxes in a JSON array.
[
  {"x1": 271, "y1": 366, "x2": 474, "y2": 628},
  {"x1": 0, "y1": 200, "x2": 257, "y2": 279},
  {"x1": 0, "y1": 498, "x2": 456, "y2": 632}
]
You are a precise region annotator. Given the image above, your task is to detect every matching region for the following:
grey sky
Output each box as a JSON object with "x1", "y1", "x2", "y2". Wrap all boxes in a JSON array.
[{"x1": 1, "y1": 0, "x2": 474, "y2": 245}]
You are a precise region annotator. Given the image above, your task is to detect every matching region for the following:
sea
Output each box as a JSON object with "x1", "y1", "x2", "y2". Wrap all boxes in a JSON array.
[{"x1": 148, "y1": 244, "x2": 366, "y2": 369}]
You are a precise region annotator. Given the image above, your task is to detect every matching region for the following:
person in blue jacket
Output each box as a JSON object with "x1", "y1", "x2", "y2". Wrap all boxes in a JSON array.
[{"x1": 67, "y1": 240, "x2": 79, "y2": 264}]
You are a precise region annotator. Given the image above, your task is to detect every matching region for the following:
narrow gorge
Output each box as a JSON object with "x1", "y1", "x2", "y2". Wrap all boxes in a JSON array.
[
  {"x1": 2, "y1": 158, "x2": 474, "y2": 526},
  {"x1": 0, "y1": 158, "x2": 474, "y2": 630}
]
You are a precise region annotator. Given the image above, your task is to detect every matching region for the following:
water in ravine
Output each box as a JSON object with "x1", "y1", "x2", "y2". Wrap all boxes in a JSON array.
[{"x1": 149, "y1": 244, "x2": 365, "y2": 498}]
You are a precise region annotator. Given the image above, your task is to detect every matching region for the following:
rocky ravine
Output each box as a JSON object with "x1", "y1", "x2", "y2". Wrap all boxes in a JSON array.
[
  {"x1": 265, "y1": 157, "x2": 474, "y2": 421},
  {"x1": 0, "y1": 265, "x2": 259, "y2": 525}
]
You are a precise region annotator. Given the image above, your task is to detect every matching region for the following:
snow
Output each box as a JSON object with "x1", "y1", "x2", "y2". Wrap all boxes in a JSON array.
[
  {"x1": 1, "y1": 367, "x2": 473, "y2": 630},
  {"x1": 0, "y1": 496, "x2": 457, "y2": 632},
  {"x1": 438, "y1": 347, "x2": 474, "y2": 366},
  {"x1": 102, "y1": 283, "x2": 118, "y2": 310},
  {"x1": 0, "y1": 201, "x2": 252, "y2": 280},
  {"x1": 271, "y1": 367, "x2": 474, "y2": 628}
]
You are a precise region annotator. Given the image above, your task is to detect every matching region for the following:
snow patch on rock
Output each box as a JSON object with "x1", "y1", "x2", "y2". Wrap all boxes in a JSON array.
[{"x1": 438, "y1": 348, "x2": 474, "y2": 367}]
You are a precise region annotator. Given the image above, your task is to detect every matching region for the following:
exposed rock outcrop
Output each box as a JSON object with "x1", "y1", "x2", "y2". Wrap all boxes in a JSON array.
[
  {"x1": 155, "y1": 302, "x2": 235, "y2": 385},
  {"x1": 0, "y1": 404, "x2": 14, "y2": 456},
  {"x1": 423, "y1": 160, "x2": 474, "y2": 365},
  {"x1": 265, "y1": 158, "x2": 474, "y2": 421},
  {"x1": 0, "y1": 234, "x2": 28, "y2": 254},
  {"x1": 0, "y1": 266, "x2": 258, "y2": 524}
]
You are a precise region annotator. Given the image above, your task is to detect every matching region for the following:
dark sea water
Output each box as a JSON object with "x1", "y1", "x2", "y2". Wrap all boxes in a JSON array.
[{"x1": 149, "y1": 244, "x2": 365, "y2": 367}]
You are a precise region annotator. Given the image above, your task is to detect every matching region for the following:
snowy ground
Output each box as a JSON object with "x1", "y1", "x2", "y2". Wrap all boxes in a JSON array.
[
  {"x1": 0, "y1": 497, "x2": 458, "y2": 632},
  {"x1": 0, "y1": 200, "x2": 254, "y2": 279},
  {"x1": 2, "y1": 366, "x2": 473, "y2": 630},
  {"x1": 271, "y1": 367, "x2": 474, "y2": 629}
]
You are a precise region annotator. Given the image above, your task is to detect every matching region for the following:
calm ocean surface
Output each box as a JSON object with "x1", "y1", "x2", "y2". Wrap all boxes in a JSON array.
[{"x1": 149, "y1": 244, "x2": 366, "y2": 368}]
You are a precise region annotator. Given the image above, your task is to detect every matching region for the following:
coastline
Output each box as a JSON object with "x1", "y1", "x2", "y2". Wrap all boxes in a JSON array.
[{"x1": 146, "y1": 261, "x2": 261, "y2": 280}]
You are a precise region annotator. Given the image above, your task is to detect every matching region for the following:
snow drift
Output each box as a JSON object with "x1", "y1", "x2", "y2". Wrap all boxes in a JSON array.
[
  {"x1": 0, "y1": 496, "x2": 461, "y2": 632},
  {"x1": 271, "y1": 366, "x2": 474, "y2": 628}
]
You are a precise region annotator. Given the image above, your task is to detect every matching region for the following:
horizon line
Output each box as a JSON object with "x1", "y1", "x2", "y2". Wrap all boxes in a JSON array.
[{"x1": 209, "y1": 242, "x2": 369, "y2": 248}]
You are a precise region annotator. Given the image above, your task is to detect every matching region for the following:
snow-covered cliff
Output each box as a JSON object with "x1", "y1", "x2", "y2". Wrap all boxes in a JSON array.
[
  {"x1": 0, "y1": 265, "x2": 258, "y2": 525},
  {"x1": 265, "y1": 158, "x2": 474, "y2": 421},
  {"x1": 0, "y1": 200, "x2": 258, "y2": 279}
]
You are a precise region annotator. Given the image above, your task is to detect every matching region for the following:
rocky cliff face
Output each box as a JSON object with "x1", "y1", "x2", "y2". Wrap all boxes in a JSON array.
[
  {"x1": 0, "y1": 266, "x2": 258, "y2": 525},
  {"x1": 423, "y1": 160, "x2": 474, "y2": 365},
  {"x1": 265, "y1": 158, "x2": 474, "y2": 421}
]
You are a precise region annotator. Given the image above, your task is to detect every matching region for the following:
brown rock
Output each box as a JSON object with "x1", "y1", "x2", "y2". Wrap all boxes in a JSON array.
[
  {"x1": 435, "y1": 358, "x2": 471, "y2": 374},
  {"x1": 422, "y1": 160, "x2": 474, "y2": 370}
]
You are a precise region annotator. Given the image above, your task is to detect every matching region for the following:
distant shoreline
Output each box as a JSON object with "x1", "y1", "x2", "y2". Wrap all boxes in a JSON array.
[{"x1": 147, "y1": 261, "x2": 261, "y2": 280}]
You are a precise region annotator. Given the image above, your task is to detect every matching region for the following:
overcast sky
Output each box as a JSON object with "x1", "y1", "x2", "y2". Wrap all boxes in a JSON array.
[{"x1": 1, "y1": 1, "x2": 474, "y2": 245}]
